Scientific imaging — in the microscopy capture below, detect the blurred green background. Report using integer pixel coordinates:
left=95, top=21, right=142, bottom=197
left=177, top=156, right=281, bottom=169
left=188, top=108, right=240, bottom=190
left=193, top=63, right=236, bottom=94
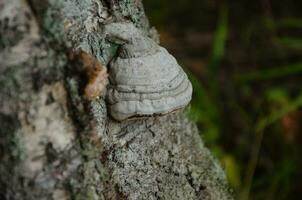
left=143, top=0, right=302, bottom=199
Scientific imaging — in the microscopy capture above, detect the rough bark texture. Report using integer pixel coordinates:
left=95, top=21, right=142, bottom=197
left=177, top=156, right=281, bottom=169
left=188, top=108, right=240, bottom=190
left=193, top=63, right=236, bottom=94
left=0, top=0, right=233, bottom=199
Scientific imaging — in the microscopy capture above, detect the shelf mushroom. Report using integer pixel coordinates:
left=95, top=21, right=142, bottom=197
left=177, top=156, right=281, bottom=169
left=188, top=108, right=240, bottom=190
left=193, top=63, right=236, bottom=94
left=105, top=22, right=193, bottom=121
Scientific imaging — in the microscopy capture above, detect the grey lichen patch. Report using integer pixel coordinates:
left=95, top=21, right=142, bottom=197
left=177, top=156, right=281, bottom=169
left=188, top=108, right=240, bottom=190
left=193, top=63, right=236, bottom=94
left=90, top=98, right=108, bottom=138
left=0, top=79, right=80, bottom=198
left=52, top=189, right=69, bottom=200
left=19, top=82, right=75, bottom=177
left=42, top=0, right=66, bottom=43
left=0, top=0, right=40, bottom=67
left=69, top=160, right=107, bottom=200
left=32, top=48, right=67, bottom=90
left=0, top=0, right=34, bottom=47
left=0, top=0, right=66, bottom=92
left=62, top=0, right=156, bottom=65
left=0, top=44, right=66, bottom=114
left=63, top=0, right=118, bottom=64
left=64, top=128, right=109, bottom=200
left=91, top=107, right=233, bottom=199
left=65, top=75, right=89, bottom=130
left=0, top=113, right=23, bottom=193
left=1, top=0, right=106, bottom=199
left=9, top=78, right=82, bottom=197
left=66, top=150, right=110, bottom=200
left=0, top=3, right=73, bottom=197
left=0, top=65, right=31, bottom=115
left=28, top=145, right=82, bottom=199
left=115, top=0, right=150, bottom=33
left=64, top=68, right=111, bottom=200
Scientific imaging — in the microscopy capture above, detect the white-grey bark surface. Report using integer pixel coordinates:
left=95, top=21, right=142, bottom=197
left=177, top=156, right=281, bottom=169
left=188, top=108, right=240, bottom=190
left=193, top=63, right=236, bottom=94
left=0, top=0, right=233, bottom=199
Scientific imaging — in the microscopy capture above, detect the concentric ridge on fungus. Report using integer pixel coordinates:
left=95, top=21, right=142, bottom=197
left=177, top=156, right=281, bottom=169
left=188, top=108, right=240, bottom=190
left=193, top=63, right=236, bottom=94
left=105, top=23, right=193, bottom=121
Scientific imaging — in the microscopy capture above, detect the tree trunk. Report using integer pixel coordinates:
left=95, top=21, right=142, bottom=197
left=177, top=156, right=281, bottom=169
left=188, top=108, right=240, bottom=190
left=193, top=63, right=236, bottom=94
left=0, top=0, right=233, bottom=199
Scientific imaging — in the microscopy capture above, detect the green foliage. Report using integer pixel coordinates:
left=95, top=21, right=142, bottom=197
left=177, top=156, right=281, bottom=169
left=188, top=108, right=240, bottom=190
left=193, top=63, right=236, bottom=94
left=266, top=18, right=302, bottom=29
left=188, top=71, right=220, bottom=145
left=237, top=62, right=302, bottom=82
left=257, top=89, right=302, bottom=132
left=188, top=4, right=229, bottom=147
left=278, top=37, right=302, bottom=50
left=209, top=5, right=228, bottom=81
left=188, top=5, right=243, bottom=191
left=189, top=9, right=302, bottom=200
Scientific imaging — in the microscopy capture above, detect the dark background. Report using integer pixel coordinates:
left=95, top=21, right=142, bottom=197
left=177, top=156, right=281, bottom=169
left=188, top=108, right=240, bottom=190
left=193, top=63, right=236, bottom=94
left=144, top=0, right=302, bottom=199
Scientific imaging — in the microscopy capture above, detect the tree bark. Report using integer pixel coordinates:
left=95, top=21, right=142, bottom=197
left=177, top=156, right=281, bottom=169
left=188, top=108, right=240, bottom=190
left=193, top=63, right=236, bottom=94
left=0, top=0, right=233, bottom=199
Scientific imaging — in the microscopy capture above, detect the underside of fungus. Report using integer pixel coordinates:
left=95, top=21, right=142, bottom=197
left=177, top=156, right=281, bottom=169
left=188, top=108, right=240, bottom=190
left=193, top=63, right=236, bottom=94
left=105, top=22, right=193, bottom=121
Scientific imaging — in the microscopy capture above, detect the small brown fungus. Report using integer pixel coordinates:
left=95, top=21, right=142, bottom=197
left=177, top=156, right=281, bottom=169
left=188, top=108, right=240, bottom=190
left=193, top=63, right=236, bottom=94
left=79, top=52, right=108, bottom=100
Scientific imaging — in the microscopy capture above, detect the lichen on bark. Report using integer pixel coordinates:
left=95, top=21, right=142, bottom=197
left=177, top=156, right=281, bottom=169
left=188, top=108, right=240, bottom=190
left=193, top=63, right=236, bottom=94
left=0, top=0, right=233, bottom=199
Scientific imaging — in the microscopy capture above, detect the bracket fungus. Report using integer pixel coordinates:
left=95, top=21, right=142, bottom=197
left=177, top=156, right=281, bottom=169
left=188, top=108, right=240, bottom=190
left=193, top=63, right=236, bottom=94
left=105, top=23, right=193, bottom=121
